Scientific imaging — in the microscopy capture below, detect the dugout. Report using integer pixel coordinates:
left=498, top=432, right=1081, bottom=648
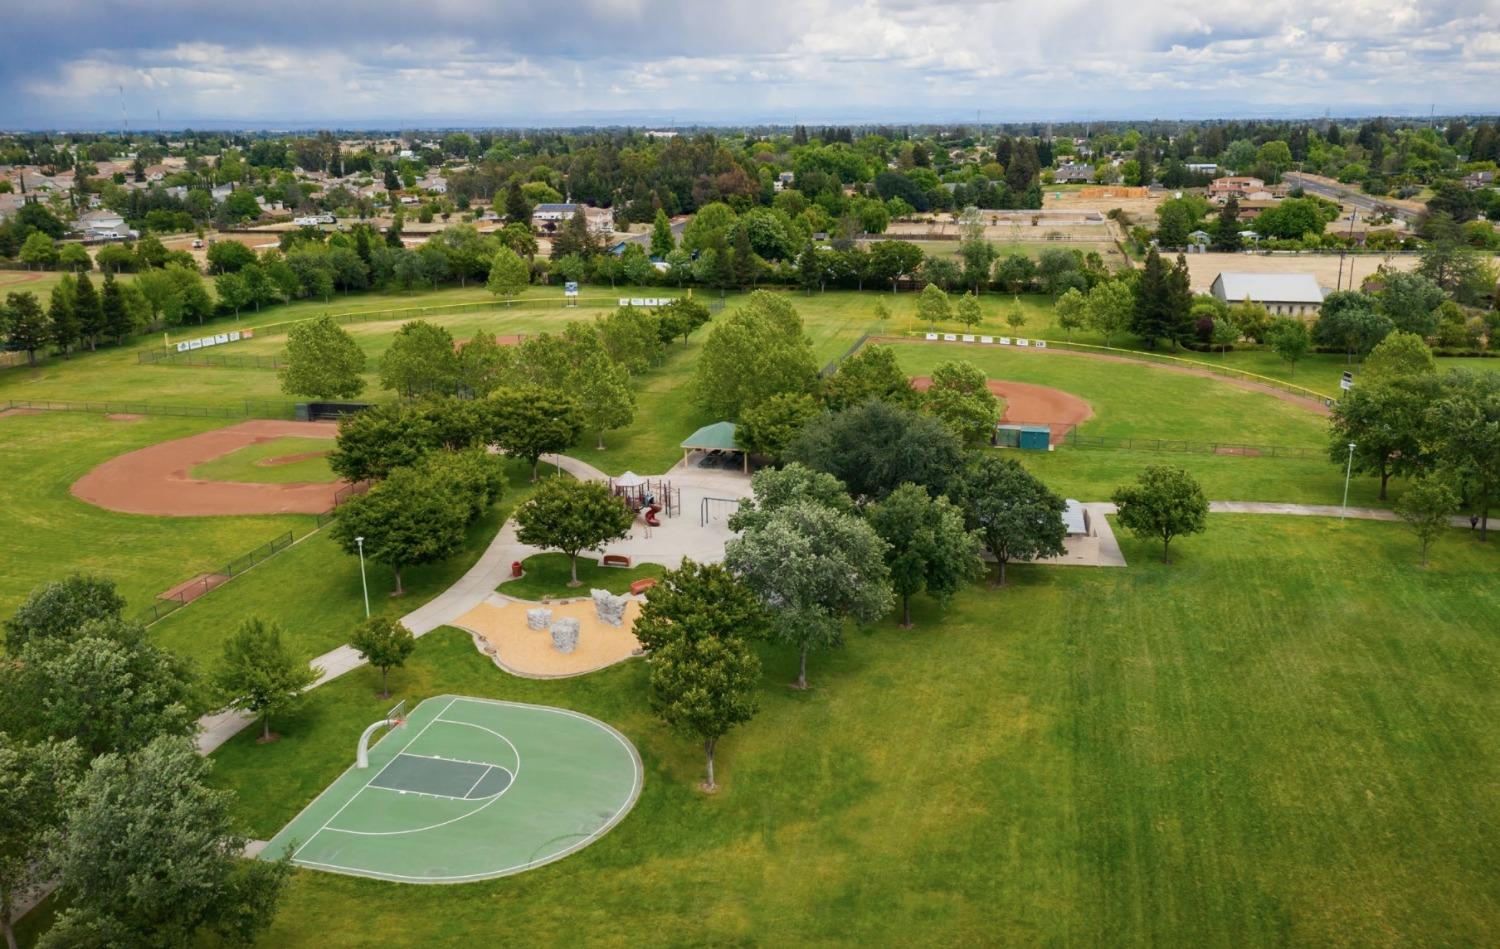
left=993, top=424, right=1052, bottom=451
left=296, top=401, right=372, bottom=422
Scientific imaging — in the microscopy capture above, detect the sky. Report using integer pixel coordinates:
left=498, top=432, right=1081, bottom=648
left=1, top=0, right=1497, bottom=129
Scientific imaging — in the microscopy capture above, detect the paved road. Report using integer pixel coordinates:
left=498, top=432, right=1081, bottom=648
left=1284, top=172, right=1421, bottom=223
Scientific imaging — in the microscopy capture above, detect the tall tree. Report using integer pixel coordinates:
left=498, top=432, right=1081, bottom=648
left=279, top=315, right=367, bottom=399
left=649, top=627, right=760, bottom=793
left=46, top=278, right=79, bottom=358
left=788, top=400, right=964, bottom=501
left=71, top=273, right=103, bottom=352
left=99, top=274, right=133, bottom=344
left=514, top=478, right=635, bottom=586
left=922, top=360, right=1000, bottom=447
left=2, top=292, right=48, bottom=365
left=0, top=735, right=80, bottom=949
left=867, top=483, right=983, bottom=626
left=952, top=454, right=1067, bottom=585
left=1395, top=479, right=1458, bottom=568
left=1112, top=465, right=1209, bottom=563
left=486, top=385, right=582, bottom=480
left=379, top=320, right=460, bottom=398
left=1425, top=370, right=1500, bottom=540
left=737, top=393, right=819, bottom=462
left=349, top=616, right=416, bottom=698
left=574, top=351, right=635, bottom=449
left=485, top=246, right=530, bottom=299
left=916, top=282, right=951, bottom=327
left=725, top=501, right=893, bottom=689
left=44, top=736, right=291, bottom=948
left=330, top=464, right=472, bottom=594
left=691, top=291, right=818, bottom=419
left=728, top=462, right=855, bottom=536
left=1084, top=278, right=1134, bottom=347
left=213, top=618, right=320, bottom=743
left=3, top=573, right=125, bottom=653
left=649, top=209, right=676, bottom=258
left=822, top=344, right=919, bottom=411
left=632, top=559, right=768, bottom=653
left=1266, top=316, right=1311, bottom=375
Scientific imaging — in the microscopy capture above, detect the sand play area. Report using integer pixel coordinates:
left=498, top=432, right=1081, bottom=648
left=454, top=594, right=646, bottom=678
left=71, top=419, right=346, bottom=516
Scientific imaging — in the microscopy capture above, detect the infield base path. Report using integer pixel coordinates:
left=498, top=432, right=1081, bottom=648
left=72, top=419, right=347, bottom=516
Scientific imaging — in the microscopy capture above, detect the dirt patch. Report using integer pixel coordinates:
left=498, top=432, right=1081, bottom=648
left=71, top=419, right=346, bottom=516
left=910, top=376, right=1093, bottom=445
left=158, top=572, right=229, bottom=603
left=105, top=413, right=145, bottom=422
left=1179, top=251, right=1418, bottom=293
left=258, top=450, right=329, bottom=467
left=456, top=595, right=645, bottom=679
left=455, top=334, right=523, bottom=351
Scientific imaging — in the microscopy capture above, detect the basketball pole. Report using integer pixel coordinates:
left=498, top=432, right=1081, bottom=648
left=356, top=536, right=370, bottom=618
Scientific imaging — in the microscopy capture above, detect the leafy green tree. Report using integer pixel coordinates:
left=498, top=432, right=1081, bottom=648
left=649, top=624, right=760, bottom=792
left=0, top=618, right=195, bottom=758
left=56, top=243, right=90, bottom=273
left=3, top=574, right=125, bottom=653
left=1425, top=370, right=1500, bottom=539
left=486, top=385, right=582, bottom=480
left=1228, top=296, right=1271, bottom=342
left=594, top=306, right=664, bottom=373
left=728, top=462, right=855, bottom=536
left=868, top=239, right=925, bottom=292
left=1395, top=479, right=1459, bottom=567
left=1267, top=316, right=1311, bottom=375
left=213, top=618, right=320, bottom=743
left=99, top=273, right=132, bottom=344
left=738, top=392, right=818, bottom=461
left=1084, top=278, right=1133, bottom=347
left=350, top=616, right=416, bottom=698
left=632, top=559, right=768, bottom=653
left=916, top=283, right=951, bottom=327
left=823, top=344, right=918, bottom=411
left=414, top=446, right=506, bottom=520
left=379, top=320, right=460, bottom=397
left=1111, top=465, right=1209, bottom=563
left=1314, top=291, right=1393, bottom=362
left=655, top=298, right=711, bottom=347
left=328, top=402, right=440, bottom=482
left=44, top=736, right=291, bottom=949
left=485, top=246, right=530, bottom=299
left=952, top=454, right=1067, bottom=585
left=46, top=279, right=80, bottom=357
left=456, top=330, right=515, bottom=397
left=1376, top=272, right=1445, bottom=337
left=691, top=291, right=818, bottom=418
left=650, top=209, right=676, bottom=258
left=2, top=292, right=48, bottom=365
left=206, top=240, right=255, bottom=274
left=514, top=478, right=635, bottom=586
left=1004, top=296, right=1028, bottom=332
left=867, top=483, right=983, bottom=626
left=954, top=291, right=982, bottom=327
left=1054, top=287, right=1087, bottom=340
left=1362, top=330, right=1437, bottom=386
left=1210, top=317, right=1239, bottom=355
left=1, top=735, right=78, bottom=949
left=18, top=232, right=57, bottom=270
left=725, top=500, right=893, bottom=689
left=1212, top=198, right=1242, bottom=251
left=1131, top=248, right=1191, bottom=349
left=331, top=464, right=471, bottom=594
left=165, top=264, right=214, bottom=325
left=575, top=350, right=635, bottom=449
left=279, top=315, right=366, bottom=399
left=923, top=359, right=1000, bottom=447
left=788, top=400, right=964, bottom=501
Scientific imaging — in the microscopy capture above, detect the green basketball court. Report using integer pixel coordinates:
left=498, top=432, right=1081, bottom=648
left=261, top=695, right=642, bottom=883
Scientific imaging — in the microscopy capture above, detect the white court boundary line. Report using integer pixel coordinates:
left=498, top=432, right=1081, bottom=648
left=278, top=695, right=643, bottom=883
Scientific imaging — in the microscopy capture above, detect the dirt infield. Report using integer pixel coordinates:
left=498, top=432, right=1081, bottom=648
left=72, top=419, right=346, bottom=516
left=910, top=376, right=1093, bottom=444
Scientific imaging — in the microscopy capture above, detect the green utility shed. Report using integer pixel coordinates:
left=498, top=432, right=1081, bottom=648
left=994, top=424, right=1052, bottom=451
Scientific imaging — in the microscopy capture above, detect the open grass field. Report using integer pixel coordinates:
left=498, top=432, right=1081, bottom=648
left=498, top=553, right=665, bottom=601
left=186, top=515, right=1500, bottom=946
left=189, top=435, right=336, bottom=484
left=0, top=411, right=313, bottom=628
left=148, top=457, right=550, bottom=672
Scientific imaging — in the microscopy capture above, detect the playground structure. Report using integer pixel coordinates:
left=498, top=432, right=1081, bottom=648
left=608, top=472, right=679, bottom=526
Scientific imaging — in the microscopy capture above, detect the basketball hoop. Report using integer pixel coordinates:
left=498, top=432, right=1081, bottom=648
left=356, top=700, right=407, bottom=769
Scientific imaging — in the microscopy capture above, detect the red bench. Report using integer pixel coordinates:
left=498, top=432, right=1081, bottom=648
left=602, top=554, right=631, bottom=568
left=630, top=578, right=657, bottom=596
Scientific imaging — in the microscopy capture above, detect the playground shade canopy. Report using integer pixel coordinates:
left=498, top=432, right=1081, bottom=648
left=681, top=421, right=748, bottom=472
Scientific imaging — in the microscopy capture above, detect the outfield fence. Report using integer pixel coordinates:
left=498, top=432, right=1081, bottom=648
left=138, top=530, right=297, bottom=624
left=138, top=350, right=287, bottom=369
left=1059, top=429, right=1323, bottom=459
left=2, top=397, right=301, bottom=419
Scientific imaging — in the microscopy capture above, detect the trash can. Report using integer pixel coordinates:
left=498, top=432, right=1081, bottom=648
left=511, top=561, right=523, bottom=578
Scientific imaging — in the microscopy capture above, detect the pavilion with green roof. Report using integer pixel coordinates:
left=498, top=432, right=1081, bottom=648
left=680, top=421, right=748, bottom=472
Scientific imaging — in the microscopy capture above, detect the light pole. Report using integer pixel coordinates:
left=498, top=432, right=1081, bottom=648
left=1341, top=442, right=1356, bottom=520
left=355, top=536, right=370, bottom=618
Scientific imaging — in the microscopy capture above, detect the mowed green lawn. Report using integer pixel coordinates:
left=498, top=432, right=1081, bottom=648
left=0, top=411, right=313, bottom=628
left=189, top=435, right=336, bottom=484
left=498, top=552, right=665, bottom=601
left=199, top=516, right=1500, bottom=946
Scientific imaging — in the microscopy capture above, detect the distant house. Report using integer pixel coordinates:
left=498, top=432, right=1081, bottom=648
left=211, top=183, right=234, bottom=200
left=418, top=176, right=448, bottom=194
left=531, top=202, right=613, bottom=235
left=1209, top=176, right=1265, bottom=200
left=773, top=170, right=795, bottom=192
left=1053, top=163, right=1095, bottom=184
left=1463, top=171, right=1496, bottom=190
left=1210, top=272, right=1326, bottom=317
left=1186, top=162, right=1218, bottom=175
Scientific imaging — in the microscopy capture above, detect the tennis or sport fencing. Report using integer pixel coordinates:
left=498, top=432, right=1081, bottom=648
left=138, top=531, right=297, bottom=624
left=1, top=397, right=300, bottom=419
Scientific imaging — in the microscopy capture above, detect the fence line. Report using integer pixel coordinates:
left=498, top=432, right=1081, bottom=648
left=822, top=332, right=872, bottom=377
left=1061, top=429, right=1321, bottom=459
left=138, top=350, right=287, bottom=369
left=1, top=397, right=300, bottom=420
left=874, top=333, right=1336, bottom=405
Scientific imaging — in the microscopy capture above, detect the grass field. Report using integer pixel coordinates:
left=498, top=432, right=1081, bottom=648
left=498, top=553, right=665, bottom=601
left=189, top=435, right=336, bottom=484
left=148, top=457, right=550, bottom=672
left=0, top=411, right=313, bottom=628
left=189, top=515, right=1500, bottom=946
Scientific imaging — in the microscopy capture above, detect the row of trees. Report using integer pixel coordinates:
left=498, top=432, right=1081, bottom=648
left=0, top=576, right=307, bottom=948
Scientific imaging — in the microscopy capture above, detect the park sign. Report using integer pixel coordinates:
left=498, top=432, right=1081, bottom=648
left=1341, top=371, right=1354, bottom=391
left=177, top=329, right=252, bottom=353
left=564, top=281, right=579, bottom=297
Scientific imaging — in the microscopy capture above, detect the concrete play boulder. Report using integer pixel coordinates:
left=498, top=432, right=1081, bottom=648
left=591, top=589, right=631, bottom=627
left=550, top=617, right=580, bottom=653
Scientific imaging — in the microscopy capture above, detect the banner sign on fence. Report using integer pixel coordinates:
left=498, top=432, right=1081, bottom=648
left=1016, top=338, right=1030, bottom=347
left=1035, top=340, right=1047, bottom=349
left=999, top=337, right=1011, bottom=345
left=175, top=329, right=247, bottom=353
left=925, top=332, right=938, bottom=340
left=980, top=336, right=994, bottom=344
left=962, top=334, right=975, bottom=343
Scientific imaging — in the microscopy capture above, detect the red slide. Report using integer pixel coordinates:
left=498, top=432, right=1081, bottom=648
left=643, top=504, right=661, bottom=527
